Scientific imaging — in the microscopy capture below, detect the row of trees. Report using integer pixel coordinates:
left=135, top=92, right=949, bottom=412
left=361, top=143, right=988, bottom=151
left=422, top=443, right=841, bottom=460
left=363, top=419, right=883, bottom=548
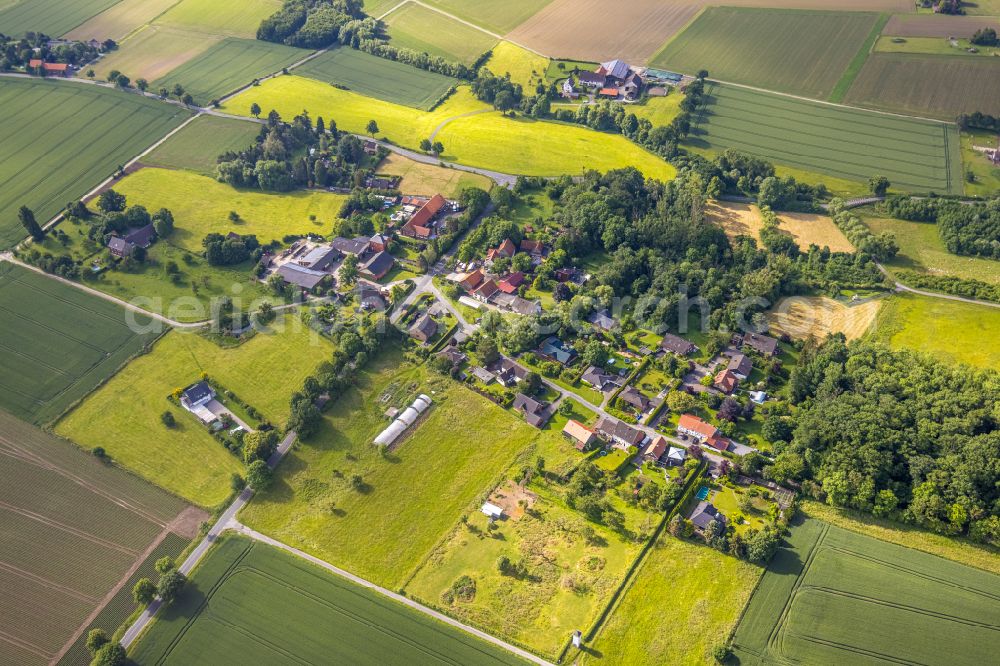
left=880, top=196, right=1000, bottom=259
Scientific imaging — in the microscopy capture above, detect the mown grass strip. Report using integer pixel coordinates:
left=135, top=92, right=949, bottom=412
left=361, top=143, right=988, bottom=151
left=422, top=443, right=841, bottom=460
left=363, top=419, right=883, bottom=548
left=829, top=13, right=890, bottom=103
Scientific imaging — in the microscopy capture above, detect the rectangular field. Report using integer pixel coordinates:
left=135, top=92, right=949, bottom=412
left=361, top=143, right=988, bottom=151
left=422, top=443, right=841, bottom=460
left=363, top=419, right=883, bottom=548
left=90, top=24, right=221, bottom=83
left=56, top=322, right=331, bottom=507
left=650, top=7, right=881, bottom=99
left=0, top=0, right=120, bottom=37
left=142, top=115, right=262, bottom=175
left=294, top=46, right=456, bottom=109
left=0, top=263, right=160, bottom=425
left=377, top=153, right=494, bottom=197
left=844, top=54, right=1000, bottom=120
left=152, top=0, right=281, bottom=38
left=65, top=0, right=183, bottom=41
left=422, top=0, right=552, bottom=34
left=687, top=82, right=962, bottom=194
left=883, top=13, right=1000, bottom=37
left=874, top=35, right=1000, bottom=57
left=153, top=38, right=308, bottom=105
left=0, top=411, right=193, bottom=666
left=0, top=78, right=190, bottom=248
left=384, top=2, right=498, bottom=65
left=731, top=519, right=1000, bottom=665
left=130, top=534, right=528, bottom=665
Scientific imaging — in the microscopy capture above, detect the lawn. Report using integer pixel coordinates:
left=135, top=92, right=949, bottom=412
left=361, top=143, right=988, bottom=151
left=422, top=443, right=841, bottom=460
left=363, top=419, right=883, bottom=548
left=649, top=8, right=882, bottom=99
left=222, top=77, right=676, bottom=180
left=422, top=0, right=553, bottom=34
left=0, top=411, right=191, bottom=666
left=577, top=533, right=762, bottom=665
left=153, top=0, right=282, bottom=38
left=240, top=347, right=543, bottom=587
left=687, top=81, right=962, bottom=195
left=628, top=92, right=684, bottom=127
left=0, top=78, right=190, bottom=248
left=731, top=518, right=1000, bottom=665
left=65, top=0, right=182, bottom=41
left=142, top=115, right=262, bottom=175
left=962, top=130, right=1000, bottom=197
left=844, top=54, right=1000, bottom=120
left=864, top=215, right=1000, bottom=284
left=0, top=262, right=160, bottom=425
left=383, top=2, right=498, bottom=65
left=153, top=38, right=309, bottom=105
left=56, top=321, right=332, bottom=507
left=294, top=46, right=456, bottom=110
left=868, top=292, right=1000, bottom=369
left=377, top=153, right=494, bottom=197
left=0, top=0, right=119, bottom=36
left=405, top=481, right=640, bottom=659
left=484, top=41, right=550, bottom=88
left=108, top=167, right=346, bottom=252
left=130, top=534, right=528, bottom=665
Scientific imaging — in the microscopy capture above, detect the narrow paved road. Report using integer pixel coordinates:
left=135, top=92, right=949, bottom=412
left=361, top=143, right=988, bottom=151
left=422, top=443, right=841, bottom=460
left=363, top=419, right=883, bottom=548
left=877, top=263, right=1000, bottom=309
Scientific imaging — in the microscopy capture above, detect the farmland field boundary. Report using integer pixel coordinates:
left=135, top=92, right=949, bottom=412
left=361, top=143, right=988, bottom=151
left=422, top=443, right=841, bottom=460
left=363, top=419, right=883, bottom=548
left=828, top=12, right=890, bottom=103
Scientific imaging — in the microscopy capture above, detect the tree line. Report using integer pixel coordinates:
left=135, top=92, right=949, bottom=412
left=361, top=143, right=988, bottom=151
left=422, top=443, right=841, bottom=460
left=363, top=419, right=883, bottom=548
left=880, top=197, right=1000, bottom=260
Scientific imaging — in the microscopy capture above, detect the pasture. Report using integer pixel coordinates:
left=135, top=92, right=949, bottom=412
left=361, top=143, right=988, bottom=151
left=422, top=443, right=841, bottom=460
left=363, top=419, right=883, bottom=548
left=130, top=534, right=528, bottom=665
left=107, top=167, right=346, bottom=252
left=142, top=115, right=262, bottom=175
left=484, top=41, right=550, bottom=89
left=687, top=82, right=962, bottom=194
left=844, top=54, right=1000, bottom=120
left=383, top=2, right=497, bottom=65
left=377, top=153, right=494, bottom=197
left=650, top=8, right=882, bottom=99
left=864, top=215, right=1000, bottom=284
left=0, top=411, right=193, bottom=666
left=153, top=38, right=308, bottom=105
left=422, top=0, right=553, bottom=34
left=240, top=347, right=542, bottom=588
left=0, top=0, right=119, bottom=36
left=0, top=78, right=190, bottom=248
left=768, top=296, right=882, bottom=342
left=869, top=292, right=1000, bottom=369
left=66, top=0, right=182, bottom=41
left=294, top=46, right=456, bottom=109
left=578, top=533, right=762, bottom=665
left=707, top=202, right=855, bottom=253
left=0, top=263, right=160, bottom=425
left=56, top=321, right=332, bottom=507
left=153, top=0, right=281, bottom=38
left=731, top=519, right=1000, bottom=665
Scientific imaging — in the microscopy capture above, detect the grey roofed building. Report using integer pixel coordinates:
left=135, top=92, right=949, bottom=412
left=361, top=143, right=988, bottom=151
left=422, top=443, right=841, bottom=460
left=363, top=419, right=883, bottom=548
left=512, top=393, right=552, bottom=428
left=409, top=313, right=438, bottom=343
left=471, top=366, right=495, bottom=384
left=595, top=416, right=646, bottom=447
left=581, top=365, right=619, bottom=391
left=618, top=385, right=650, bottom=412
left=587, top=309, right=617, bottom=331
left=297, top=245, right=341, bottom=271
left=600, top=59, right=631, bottom=82
left=181, top=381, right=214, bottom=408
left=728, top=353, right=753, bottom=378
left=488, top=358, right=528, bottom=386
left=123, top=224, right=156, bottom=249
left=107, top=236, right=134, bottom=258
left=278, top=263, right=328, bottom=290
left=577, top=71, right=606, bottom=87
left=743, top=332, right=779, bottom=357
left=690, top=501, right=726, bottom=531
left=359, top=287, right=387, bottom=311
left=360, top=250, right=394, bottom=280
left=331, top=236, right=371, bottom=256
left=537, top=336, right=577, bottom=365
left=659, top=333, right=697, bottom=356
left=437, top=347, right=467, bottom=366
left=509, top=296, right=541, bottom=315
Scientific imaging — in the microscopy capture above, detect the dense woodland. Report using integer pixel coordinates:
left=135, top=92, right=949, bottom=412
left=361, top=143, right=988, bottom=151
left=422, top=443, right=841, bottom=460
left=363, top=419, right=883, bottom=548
left=880, top=197, right=1000, bottom=259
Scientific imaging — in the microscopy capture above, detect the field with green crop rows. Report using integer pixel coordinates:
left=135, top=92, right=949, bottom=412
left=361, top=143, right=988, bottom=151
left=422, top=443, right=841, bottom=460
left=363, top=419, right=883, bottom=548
left=844, top=54, right=1000, bottom=120
left=687, top=82, right=962, bottom=194
left=57, top=321, right=331, bottom=507
left=153, top=0, right=282, bottom=38
left=153, top=38, right=307, bottom=105
left=0, top=411, right=190, bottom=666
left=422, top=0, right=553, bottom=34
left=0, top=78, right=190, bottom=248
left=142, top=115, right=262, bottom=175
left=650, top=8, right=881, bottom=99
left=0, top=262, right=160, bottom=424
left=383, top=2, right=498, bottom=65
left=0, top=0, right=119, bottom=37
left=295, top=46, right=456, bottom=109
left=130, top=534, right=528, bottom=665
left=731, top=518, right=1000, bottom=665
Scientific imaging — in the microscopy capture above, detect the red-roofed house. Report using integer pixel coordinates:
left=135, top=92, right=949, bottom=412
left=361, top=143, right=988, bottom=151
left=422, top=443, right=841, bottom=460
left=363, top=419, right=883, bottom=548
left=643, top=436, right=669, bottom=464
left=401, top=193, right=446, bottom=238
left=497, top=272, right=525, bottom=294
left=459, top=269, right=484, bottom=293
left=677, top=414, right=729, bottom=452
left=713, top=369, right=739, bottom=394
left=599, top=87, right=619, bottom=97
left=29, top=60, right=69, bottom=76
left=473, top=279, right=499, bottom=303
left=486, top=238, right=517, bottom=263
left=520, top=239, right=545, bottom=256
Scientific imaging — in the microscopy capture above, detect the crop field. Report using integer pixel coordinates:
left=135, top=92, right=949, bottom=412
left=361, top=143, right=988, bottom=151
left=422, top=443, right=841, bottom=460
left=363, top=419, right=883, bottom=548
left=422, top=0, right=553, bottom=34
left=687, top=82, right=962, bottom=194
left=874, top=36, right=999, bottom=57
left=294, top=46, right=456, bottom=109
left=383, top=2, right=498, bottom=65
left=0, top=78, right=190, bottom=248
left=0, top=263, right=161, bottom=425
left=153, top=0, right=281, bottom=38
left=107, top=167, right=346, bottom=252
left=378, top=153, right=493, bottom=197
left=0, top=411, right=194, bottom=666
left=869, top=292, right=1000, bottom=369
left=768, top=296, right=882, bottom=342
left=65, top=0, right=182, bottom=41
left=222, top=77, right=676, bottom=180
left=578, top=533, right=762, bottom=665
left=57, top=321, right=332, bottom=507
left=731, top=518, right=1000, bottom=665
left=142, top=115, right=262, bottom=175
left=0, top=0, right=120, bottom=37
left=484, top=41, right=550, bottom=89
left=707, top=202, right=855, bottom=252
left=90, top=24, right=220, bottom=83
left=844, top=54, right=1000, bottom=120
left=153, top=38, right=308, bottom=105
left=131, top=534, right=528, bottom=665
left=240, top=347, right=543, bottom=588
left=650, top=8, right=881, bottom=99
left=864, top=215, right=1000, bottom=284
left=883, top=13, right=1000, bottom=37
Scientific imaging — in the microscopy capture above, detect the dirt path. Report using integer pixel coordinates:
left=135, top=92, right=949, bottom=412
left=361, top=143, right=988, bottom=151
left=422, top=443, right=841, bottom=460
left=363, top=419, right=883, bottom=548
left=429, top=108, right=491, bottom=142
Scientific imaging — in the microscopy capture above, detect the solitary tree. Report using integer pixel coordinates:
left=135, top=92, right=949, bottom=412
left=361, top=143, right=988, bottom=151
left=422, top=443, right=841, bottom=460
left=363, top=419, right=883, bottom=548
left=160, top=411, right=175, bottom=428
left=18, top=206, right=44, bottom=241
left=135, top=78, right=148, bottom=92
left=97, top=189, right=126, bottom=213
left=250, top=102, right=261, bottom=118
left=432, top=141, right=444, bottom=156
left=181, top=92, right=194, bottom=106
left=868, top=174, right=890, bottom=196
left=366, top=119, right=379, bottom=136
left=419, top=138, right=432, bottom=152
left=91, top=643, right=126, bottom=666
left=85, top=629, right=109, bottom=655
left=85, top=69, right=95, bottom=79
left=494, top=90, right=515, bottom=116
left=157, top=570, right=186, bottom=605
left=154, top=556, right=174, bottom=575
left=172, top=83, right=184, bottom=99
left=132, top=578, right=156, bottom=605
left=246, top=459, right=273, bottom=490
